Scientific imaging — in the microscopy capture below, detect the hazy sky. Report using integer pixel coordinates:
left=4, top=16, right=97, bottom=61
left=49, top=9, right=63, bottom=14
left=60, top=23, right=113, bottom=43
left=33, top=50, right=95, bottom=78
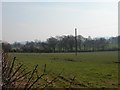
left=2, top=1, right=118, bottom=43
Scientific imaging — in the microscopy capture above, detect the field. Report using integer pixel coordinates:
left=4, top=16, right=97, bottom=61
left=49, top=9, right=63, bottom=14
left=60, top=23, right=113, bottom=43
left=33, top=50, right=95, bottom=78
left=9, top=51, right=118, bottom=88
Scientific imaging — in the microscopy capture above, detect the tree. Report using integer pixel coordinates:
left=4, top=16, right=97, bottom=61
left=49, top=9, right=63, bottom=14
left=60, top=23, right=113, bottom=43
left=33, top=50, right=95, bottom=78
left=12, top=42, right=23, bottom=52
left=55, top=36, right=63, bottom=52
left=69, top=35, right=75, bottom=51
left=47, top=37, right=58, bottom=52
left=94, top=38, right=108, bottom=51
left=2, top=42, right=11, bottom=52
left=99, top=38, right=108, bottom=50
left=77, top=35, right=85, bottom=51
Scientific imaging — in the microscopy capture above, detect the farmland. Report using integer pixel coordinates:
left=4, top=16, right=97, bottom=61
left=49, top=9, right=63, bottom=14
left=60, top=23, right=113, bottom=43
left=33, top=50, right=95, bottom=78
left=9, top=51, right=118, bottom=88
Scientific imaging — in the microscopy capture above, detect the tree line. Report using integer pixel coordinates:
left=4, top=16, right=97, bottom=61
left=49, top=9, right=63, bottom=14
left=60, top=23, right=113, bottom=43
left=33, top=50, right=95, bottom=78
left=2, top=35, right=119, bottom=53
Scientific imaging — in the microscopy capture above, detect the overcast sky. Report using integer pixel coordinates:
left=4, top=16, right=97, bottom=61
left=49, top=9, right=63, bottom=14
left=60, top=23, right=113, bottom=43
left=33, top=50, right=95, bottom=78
left=1, top=1, right=119, bottom=43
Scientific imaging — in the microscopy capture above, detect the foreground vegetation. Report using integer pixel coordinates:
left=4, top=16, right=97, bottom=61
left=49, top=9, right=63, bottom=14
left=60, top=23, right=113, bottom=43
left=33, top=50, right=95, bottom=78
left=9, top=51, right=118, bottom=88
left=3, top=52, right=77, bottom=89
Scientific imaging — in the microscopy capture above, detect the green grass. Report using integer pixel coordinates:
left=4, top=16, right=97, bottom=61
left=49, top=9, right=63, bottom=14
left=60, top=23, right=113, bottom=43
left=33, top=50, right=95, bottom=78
left=9, top=51, right=118, bottom=88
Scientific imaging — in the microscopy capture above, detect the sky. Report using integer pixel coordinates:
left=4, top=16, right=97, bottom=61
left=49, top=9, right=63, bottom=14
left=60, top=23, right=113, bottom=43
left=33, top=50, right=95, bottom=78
left=1, top=0, right=119, bottom=43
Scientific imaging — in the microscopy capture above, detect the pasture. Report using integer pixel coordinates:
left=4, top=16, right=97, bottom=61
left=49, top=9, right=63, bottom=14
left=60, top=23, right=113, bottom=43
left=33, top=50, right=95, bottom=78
left=9, top=51, right=118, bottom=88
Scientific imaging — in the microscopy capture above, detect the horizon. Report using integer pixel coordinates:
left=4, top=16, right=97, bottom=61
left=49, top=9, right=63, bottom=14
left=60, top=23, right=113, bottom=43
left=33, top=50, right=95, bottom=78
left=2, top=2, right=118, bottom=43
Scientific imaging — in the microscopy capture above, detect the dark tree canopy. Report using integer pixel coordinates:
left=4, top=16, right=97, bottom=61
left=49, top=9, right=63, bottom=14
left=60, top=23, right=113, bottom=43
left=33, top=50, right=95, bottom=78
left=2, top=35, right=119, bottom=53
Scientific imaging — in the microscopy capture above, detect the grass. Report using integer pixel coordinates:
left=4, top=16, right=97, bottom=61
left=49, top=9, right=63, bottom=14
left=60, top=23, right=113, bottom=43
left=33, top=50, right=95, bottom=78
left=9, top=51, right=118, bottom=88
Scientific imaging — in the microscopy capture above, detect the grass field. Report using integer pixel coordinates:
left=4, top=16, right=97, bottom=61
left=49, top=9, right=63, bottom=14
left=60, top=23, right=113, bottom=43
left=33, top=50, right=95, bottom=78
left=9, top=51, right=118, bottom=88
